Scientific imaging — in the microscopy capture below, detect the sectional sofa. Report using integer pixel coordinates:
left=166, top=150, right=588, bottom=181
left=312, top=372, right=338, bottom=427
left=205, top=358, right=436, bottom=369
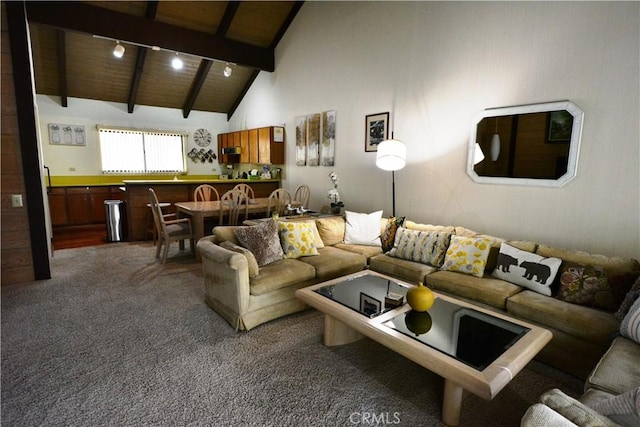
left=197, top=214, right=640, bottom=380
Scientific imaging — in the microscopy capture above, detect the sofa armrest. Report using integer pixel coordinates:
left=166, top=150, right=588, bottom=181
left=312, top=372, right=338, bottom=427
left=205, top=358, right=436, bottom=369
left=538, top=388, right=618, bottom=427
left=521, top=403, right=579, bottom=426
left=197, top=236, right=251, bottom=322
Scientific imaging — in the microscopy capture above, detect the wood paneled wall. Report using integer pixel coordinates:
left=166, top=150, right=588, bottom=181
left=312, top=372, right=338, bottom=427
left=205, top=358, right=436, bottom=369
left=1, top=2, right=36, bottom=284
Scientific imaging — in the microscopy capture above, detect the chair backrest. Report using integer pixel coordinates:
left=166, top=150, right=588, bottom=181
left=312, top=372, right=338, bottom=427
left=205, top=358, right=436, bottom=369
left=148, top=188, right=167, bottom=235
left=293, top=184, right=310, bottom=208
left=219, top=189, right=249, bottom=225
left=233, top=183, right=255, bottom=201
left=267, top=188, right=292, bottom=217
left=194, top=184, right=220, bottom=202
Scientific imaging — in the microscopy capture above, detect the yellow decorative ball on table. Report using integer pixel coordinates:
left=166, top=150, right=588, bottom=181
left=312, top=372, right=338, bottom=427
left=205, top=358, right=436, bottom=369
left=406, top=282, right=435, bottom=312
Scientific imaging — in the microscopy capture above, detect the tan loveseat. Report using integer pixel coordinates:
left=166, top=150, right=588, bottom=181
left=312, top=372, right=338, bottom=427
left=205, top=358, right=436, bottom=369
left=197, top=216, right=381, bottom=331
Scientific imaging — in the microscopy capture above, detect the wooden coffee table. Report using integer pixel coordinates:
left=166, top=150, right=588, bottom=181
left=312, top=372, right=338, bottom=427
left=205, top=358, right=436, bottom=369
left=295, top=270, right=552, bottom=426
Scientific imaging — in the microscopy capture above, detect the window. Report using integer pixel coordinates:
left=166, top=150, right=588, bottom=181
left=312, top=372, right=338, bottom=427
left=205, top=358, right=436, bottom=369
left=98, top=127, right=187, bottom=174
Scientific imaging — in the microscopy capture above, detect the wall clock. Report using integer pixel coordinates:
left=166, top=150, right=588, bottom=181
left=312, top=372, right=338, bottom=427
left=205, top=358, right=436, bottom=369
left=194, top=128, right=212, bottom=147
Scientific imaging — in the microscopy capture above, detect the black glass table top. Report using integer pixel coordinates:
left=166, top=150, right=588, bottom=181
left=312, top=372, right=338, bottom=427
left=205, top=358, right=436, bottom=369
left=314, top=274, right=409, bottom=318
left=314, top=273, right=530, bottom=371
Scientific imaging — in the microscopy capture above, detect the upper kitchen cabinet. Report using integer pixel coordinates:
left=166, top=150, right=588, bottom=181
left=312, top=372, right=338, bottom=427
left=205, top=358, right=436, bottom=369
left=218, top=126, right=284, bottom=165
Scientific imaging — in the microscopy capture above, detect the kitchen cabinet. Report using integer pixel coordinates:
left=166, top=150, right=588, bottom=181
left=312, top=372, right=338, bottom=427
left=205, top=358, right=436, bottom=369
left=49, top=186, right=124, bottom=227
left=217, top=126, right=284, bottom=165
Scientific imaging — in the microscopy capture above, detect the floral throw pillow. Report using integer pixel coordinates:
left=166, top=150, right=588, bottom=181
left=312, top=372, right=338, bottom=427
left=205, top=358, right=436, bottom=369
left=381, top=216, right=405, bottom=253
left=278, top=221, right=319, bottom=259
left=388, top=227, right=452, bottom=267
left=441, top=236, right=494, bottom=278
left=234, top=219, right=284, bottom=267
left=555, top=263, right=638, bottom=312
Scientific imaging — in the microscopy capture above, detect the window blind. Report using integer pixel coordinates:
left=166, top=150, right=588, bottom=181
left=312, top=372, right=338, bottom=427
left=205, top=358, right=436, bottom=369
left=98, top=128, right=187, bottom=174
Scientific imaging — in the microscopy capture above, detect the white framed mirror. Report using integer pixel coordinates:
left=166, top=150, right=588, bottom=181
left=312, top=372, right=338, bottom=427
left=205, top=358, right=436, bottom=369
left=467, top=100, right=584, bottom=187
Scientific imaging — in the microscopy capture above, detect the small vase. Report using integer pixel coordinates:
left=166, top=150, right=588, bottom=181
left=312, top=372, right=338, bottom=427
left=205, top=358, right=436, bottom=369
left=406, top=282, right=435, bottom=312
left=330, top=206, right=342, bottom=215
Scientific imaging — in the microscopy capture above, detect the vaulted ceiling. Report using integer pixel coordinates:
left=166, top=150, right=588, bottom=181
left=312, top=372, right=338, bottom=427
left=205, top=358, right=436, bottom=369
left=25, top=1, right=303, bottom=119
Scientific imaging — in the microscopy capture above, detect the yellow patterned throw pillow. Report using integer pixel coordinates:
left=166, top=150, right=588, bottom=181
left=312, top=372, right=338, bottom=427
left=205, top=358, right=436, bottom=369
left=278, top=221, right=320, bottom=259
left=441, top=235, right=494, bottom=278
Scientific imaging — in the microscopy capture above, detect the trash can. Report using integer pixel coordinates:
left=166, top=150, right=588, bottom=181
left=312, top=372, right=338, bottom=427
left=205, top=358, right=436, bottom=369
left=104, top=200, right=127, bottom=242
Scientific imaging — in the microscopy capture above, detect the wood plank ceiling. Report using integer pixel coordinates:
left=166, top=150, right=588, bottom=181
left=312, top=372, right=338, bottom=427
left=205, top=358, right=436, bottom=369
left=25, top=1, right=303, bottom=119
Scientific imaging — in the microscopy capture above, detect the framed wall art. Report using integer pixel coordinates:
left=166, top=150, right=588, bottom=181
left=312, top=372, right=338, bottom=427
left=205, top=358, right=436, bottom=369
left=365, top=112, right=389, bottom=152
left=547, top=110, right=574, bottom=143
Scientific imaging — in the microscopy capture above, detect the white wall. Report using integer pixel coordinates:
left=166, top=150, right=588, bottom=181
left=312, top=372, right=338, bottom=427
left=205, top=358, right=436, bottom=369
left=228, top=1, right=640, bottom=258
left=37, top=95, right=229, bottom=177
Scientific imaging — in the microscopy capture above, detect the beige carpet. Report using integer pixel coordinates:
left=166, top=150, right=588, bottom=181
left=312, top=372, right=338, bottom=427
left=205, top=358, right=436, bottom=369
left=1, top=241, right=583, bottom=426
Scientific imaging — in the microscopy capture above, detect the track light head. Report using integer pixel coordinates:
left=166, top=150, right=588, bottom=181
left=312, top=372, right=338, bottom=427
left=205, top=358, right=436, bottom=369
left=113, top=41, right=125, bottom=58
left=171, top=53, right=183, bottom=70
left=223, top=64, right=232, bottom=77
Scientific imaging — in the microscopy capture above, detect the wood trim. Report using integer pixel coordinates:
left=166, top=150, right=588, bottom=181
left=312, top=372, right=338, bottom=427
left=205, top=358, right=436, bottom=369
left=56, top=29, right=67, bottom=107
left=127, top=1, right=158, bottom=114
left=6, top=1, right=51, bottom=280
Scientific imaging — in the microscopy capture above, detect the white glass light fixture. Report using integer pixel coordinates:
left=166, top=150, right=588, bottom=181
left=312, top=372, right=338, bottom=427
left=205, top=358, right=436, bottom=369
left=171, top=53, right=183, bottom=70
left=113, top=41, right=125, bottom=58
left=376, top=138, right=406, bottom=216
left=490, top=117, right=500, bottom=161
left=474, top=143, right=485, bottom=165
left=223, top=64, right=232, bottom=77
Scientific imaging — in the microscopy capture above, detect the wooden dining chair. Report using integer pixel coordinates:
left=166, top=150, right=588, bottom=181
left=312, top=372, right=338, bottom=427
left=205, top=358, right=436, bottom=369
left=294, top=184, right=310, bottom=208
left=194, top=184, right=220, bottom=202
left=219, top=189, right=249, bottom=225
left=267, top=188, right=292, bottom=217
left=148, top=188, right=194, bottom=264
left=233, top=183, right=255, bottom=201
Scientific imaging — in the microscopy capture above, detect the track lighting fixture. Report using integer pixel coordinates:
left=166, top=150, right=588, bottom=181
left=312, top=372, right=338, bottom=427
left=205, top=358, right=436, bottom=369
left=113, top=41, right=125, bottom=58
left=171, top=53, right=183, bottom=70
left=223, top=64, right=232, bottom=77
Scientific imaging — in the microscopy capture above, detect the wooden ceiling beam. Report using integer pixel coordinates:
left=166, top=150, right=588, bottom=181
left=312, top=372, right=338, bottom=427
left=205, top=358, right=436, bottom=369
left=182, top=2, right=240, bottom=118
left=25, top=1, right=275, bottom=72
left=127, top=1, right=159, bottom=114
left=56, top=30, right=68, bottom=107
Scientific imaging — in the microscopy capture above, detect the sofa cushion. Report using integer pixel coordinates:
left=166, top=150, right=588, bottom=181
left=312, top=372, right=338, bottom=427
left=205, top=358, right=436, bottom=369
left=335, top=243, right=383, bottom=261
left=555, top=262, right=638, bottom=312
left=315, top=216, right=345, bottom=246
left=491, top=243, right=561, bottom=296
left=297, top=246, right=366, bottom=281
left=507, top=290, right=619, bottom=346
left=344, top=210, right=383, bottom=246
left=381, top=216, right=405, bottom=253
left=426, top=270, right=522, bottom=310
left=234, top=219, right=284, bottom=267
left=213, top=226, right=241, bottom=245
left=536, top=244, right=640, bottom=274
left=250, top=258, right=316, bottom=296
left=586, top=336, right=640, bottom=395
left=369, top=253, right=436, bottom=284
left=219, top=241, right=259, bottom=278
left=441, top=235, right=494, bottom=278
left=620, top=297, right=640, bottom=344
left=388, top=227, right=452, bottom=267
left=277, top=221, right=319, bottom=259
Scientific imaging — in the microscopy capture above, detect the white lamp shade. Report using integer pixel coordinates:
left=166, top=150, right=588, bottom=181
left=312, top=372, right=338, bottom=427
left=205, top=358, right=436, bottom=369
left=490, top=133, right=501, bottom=161
left=474, top=143, right=485, bottom=165
left=376, top=139, right=406, bottom=171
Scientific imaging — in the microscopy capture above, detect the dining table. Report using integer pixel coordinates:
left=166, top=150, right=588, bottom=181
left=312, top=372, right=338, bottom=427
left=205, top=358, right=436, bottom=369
left=174, top=198, right=271, bottom=244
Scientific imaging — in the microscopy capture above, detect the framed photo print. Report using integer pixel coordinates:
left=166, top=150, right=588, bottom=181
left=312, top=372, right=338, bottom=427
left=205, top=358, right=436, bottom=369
left=365, top=112, right=389, bottom=152
left=360, top=292, right=382, bottom=318
left=547, top=110, right=574, bottom=143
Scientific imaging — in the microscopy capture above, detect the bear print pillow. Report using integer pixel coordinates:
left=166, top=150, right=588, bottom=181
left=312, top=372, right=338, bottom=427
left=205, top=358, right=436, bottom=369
left=491, top=242, right=562, bottom=296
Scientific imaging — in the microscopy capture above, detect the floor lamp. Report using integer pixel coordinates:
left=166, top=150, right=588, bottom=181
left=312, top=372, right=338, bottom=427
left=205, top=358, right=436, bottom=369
left=376, top=138, right=407, bottom=217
